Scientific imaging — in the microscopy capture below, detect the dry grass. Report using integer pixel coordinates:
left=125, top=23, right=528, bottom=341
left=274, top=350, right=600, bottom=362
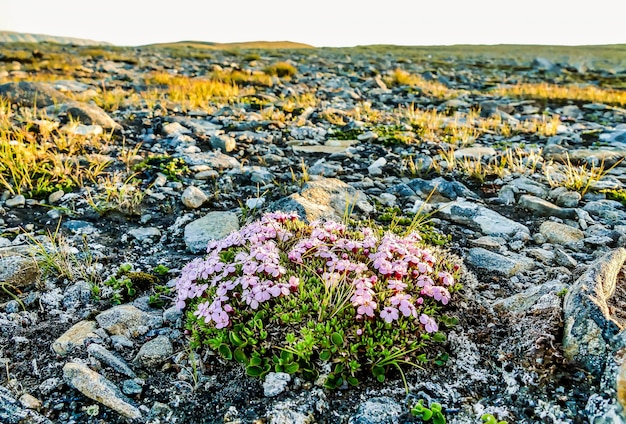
left=495, top=82, right=626, bottom=107
left=384, top=69, right=461, bottom=99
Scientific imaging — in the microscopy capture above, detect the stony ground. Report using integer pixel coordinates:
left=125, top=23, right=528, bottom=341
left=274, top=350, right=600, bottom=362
left=0, top=42, right=626, bottom=423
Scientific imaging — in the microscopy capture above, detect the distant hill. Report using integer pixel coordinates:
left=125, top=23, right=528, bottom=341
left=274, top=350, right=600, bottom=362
left=143, top=40, right=315, bottom=50
left=0, top=31, right=110, bottom=46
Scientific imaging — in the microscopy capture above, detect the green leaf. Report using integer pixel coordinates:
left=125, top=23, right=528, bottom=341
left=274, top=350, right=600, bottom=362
left=218, top=344, right=232, bottom=360
left=249, top=356, right=262, bottom=367
left=283, top=362, right=299, bottom=374
left=233, top=347, right=247, bottom=364
left=331, top=332, right=343, bottom=346
left=346, top=376, right=359, bottom=386
left=433, top=332, right=447, bottom=343
left=319, top=350, right=332, bottom=361
left=422, top=410, right=433, bottom=420
left=433, top=411, right=446, bottom=424
left=246, top=365, right=263, bottom=377
left=229, top=332, right=244, bottom=347
left=280, top=350, right=293, bottom=362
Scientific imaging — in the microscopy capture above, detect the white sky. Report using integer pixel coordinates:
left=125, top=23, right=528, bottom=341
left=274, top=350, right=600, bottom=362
left=1, top=0, right=625, bottom=47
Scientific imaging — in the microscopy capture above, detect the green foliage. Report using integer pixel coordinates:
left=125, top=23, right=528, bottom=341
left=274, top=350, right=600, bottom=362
left=410, top=399, right=446, bottom=424
left=481, top=413, right=508, bottom=424
left=603, top=189, right=626, bottom=207
left=133, top=155, right=189, bottom=182
left=102, top=264, right=161, bottom=305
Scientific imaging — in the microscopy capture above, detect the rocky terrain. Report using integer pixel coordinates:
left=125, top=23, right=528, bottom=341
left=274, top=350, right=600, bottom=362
left=0, top=40, right=626, bottom=423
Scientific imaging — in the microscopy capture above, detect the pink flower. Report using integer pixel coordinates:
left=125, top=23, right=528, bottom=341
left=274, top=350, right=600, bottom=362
left=420, top=314, right=438, bottom=333
left=438, top=271, right=454, bottom=286
left=357, top=299, right=377, bottom=317
left=380, top=307, right=399, bottom=323
left=387, top=279, right=407, bottom=291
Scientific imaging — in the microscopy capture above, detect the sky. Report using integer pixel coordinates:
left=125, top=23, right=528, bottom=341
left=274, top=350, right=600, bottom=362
left=1, top=0, right=625, bottom=47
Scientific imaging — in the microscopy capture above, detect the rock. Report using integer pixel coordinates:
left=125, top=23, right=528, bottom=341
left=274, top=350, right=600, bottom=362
left=508, top=176, right=549, bottom=198
left=121, top=379, right=144, bottom=396
left=18, top=393, right=42, bottom=410
left=0, top=81, right=71, bottom=108
left=563, top=248, right=626, bottom=376
left=47, top=190, right=65, bottom=204
left=5, top=195, right=26, bottom=208
left=161, top=122, right=190, bottom=137
left=48, top=101, right=121, bottom=130
left=408, top=177, right=478, bottom=201
left=539, top=221, right=584, bottom=245
left=466, top=247, right=534, bottom=276
left=182, top=151, right=241, bottom=170
left=184, top=211, right=240, bottom=253
left=470, top=236, right=505, bottom=251
left=518, top=194, right=577, bottom=219
left=63, top=362, right=142, bottom=420
left=453, top=146, right=497, bottom=160
left=554, top=247, right=578, bottom=268
left=0, top=385, right=51, bottom=424
left=291, top=140, right=357, bottom=154
left=263, top=372, right=291, bottom=397
left=309, top=159, right=343, bottom=177
left=133, top=335, right=173, bottom=368
left=532, top=57, right=558, bottom=72
left=438, top=199, right=529, bottom=238
left=269, top=177, right=373, bottom=222
left=210, top=134, right=236, bottom=153
left=367, top=157, right=387, bottom=176
left=555, top=191, right=582, bottom=208
left=0, top=255, right=39, bottom=288
left=63, top=123, right=103, bottom=136
left=584, top=200, right=626, bottom=225
left=52, top=320, right=98, bottom=355
left=494, top=281, right=567, bottom=314
left=96, top=305, right=161, bottom=338
left=87, top=343, right=137, bottom=378
left=181, top=185, right=208, bottom=209
left=128, top=227, right=161, bottom=242
left=349, top=396, right=405, bottom=424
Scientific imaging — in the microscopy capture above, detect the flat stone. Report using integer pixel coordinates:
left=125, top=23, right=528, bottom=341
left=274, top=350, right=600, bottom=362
left=48, top=101, right=120, bottom=130
left=466, top=247, right=534, bottom=276
left=5, top=195, right=26, bottom=208
left=18, top=393, right=42, bottom=410
left=453, top=146, right=497, bottom=159
left=184, top=211, right=240, bottom=253
left=494, top=281, right=567, bottom=314
left=269, top=177, right=373, bottom=222
left=63, top=362, right=142, bottom=420
left=563, top=248, right=626, bottom=376
left=182, top=151, right=241, bottom=169
left=96, top=305, right=161, bottom=338
left=133, top=335, right=173, bottom=368
left=508, top=176, right=549, bottom=198
left=52, top=320, right=98, bottom=356
left=291, top=139, right=357, bottom=154
left=540, top=221, right=584, bottom=245
left=0, top=81, right=71, bottom=108
left=438, top=199, right=529, bottom=238
left=87, top=343, right=136, bottom=378
left=518, top=194, right=577, bottom=219
left=128, top=227, right=161, bottom=242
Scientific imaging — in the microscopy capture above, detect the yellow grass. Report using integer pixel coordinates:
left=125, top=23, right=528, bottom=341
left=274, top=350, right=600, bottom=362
left=495, top=82, right=626, bottom=107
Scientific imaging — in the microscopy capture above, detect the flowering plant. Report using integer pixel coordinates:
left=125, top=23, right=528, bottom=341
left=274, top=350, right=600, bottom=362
left=176, top=211, right=461, bottom=388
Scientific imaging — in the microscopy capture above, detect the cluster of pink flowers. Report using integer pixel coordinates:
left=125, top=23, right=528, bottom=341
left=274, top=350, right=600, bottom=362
left=175, top=212, right=457, bottom=333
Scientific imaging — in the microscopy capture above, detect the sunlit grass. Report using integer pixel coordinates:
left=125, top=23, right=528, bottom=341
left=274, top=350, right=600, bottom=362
left=544, top=154, right=623, bottom=195
left=143, top=72, right=244, bottom=110
left=384, top=69, right=461, bottom=99
left=495, top=82, right=626, bottom=107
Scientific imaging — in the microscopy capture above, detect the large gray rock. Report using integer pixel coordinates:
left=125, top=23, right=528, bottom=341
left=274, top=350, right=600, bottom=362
left=518, top=194, right=577, bottom=219
left=182, top=151, right=241, bottom=170
left=181, top=186, right=208, bottom=209
left=263, top=372, right=291, bottom=397
left=0, top=81, right=71, bottom=108
left=96, top=305, right=161, bottom=338
left=438, top=199, right=529, bottom=238
left=563, top=248, right=626, bottom=376
left=47, top=101, right=120, bottom=130
left=270, top=177, right=373, bottom=222
left=539, top=221, right=584, bottom=245
left=466, top=247, right=534, bottom=277
left=133, top=335, right=173, bottom=368
left=184, top=211, right=240, bottom=253
left=63, top=362, right=142, bottom=420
